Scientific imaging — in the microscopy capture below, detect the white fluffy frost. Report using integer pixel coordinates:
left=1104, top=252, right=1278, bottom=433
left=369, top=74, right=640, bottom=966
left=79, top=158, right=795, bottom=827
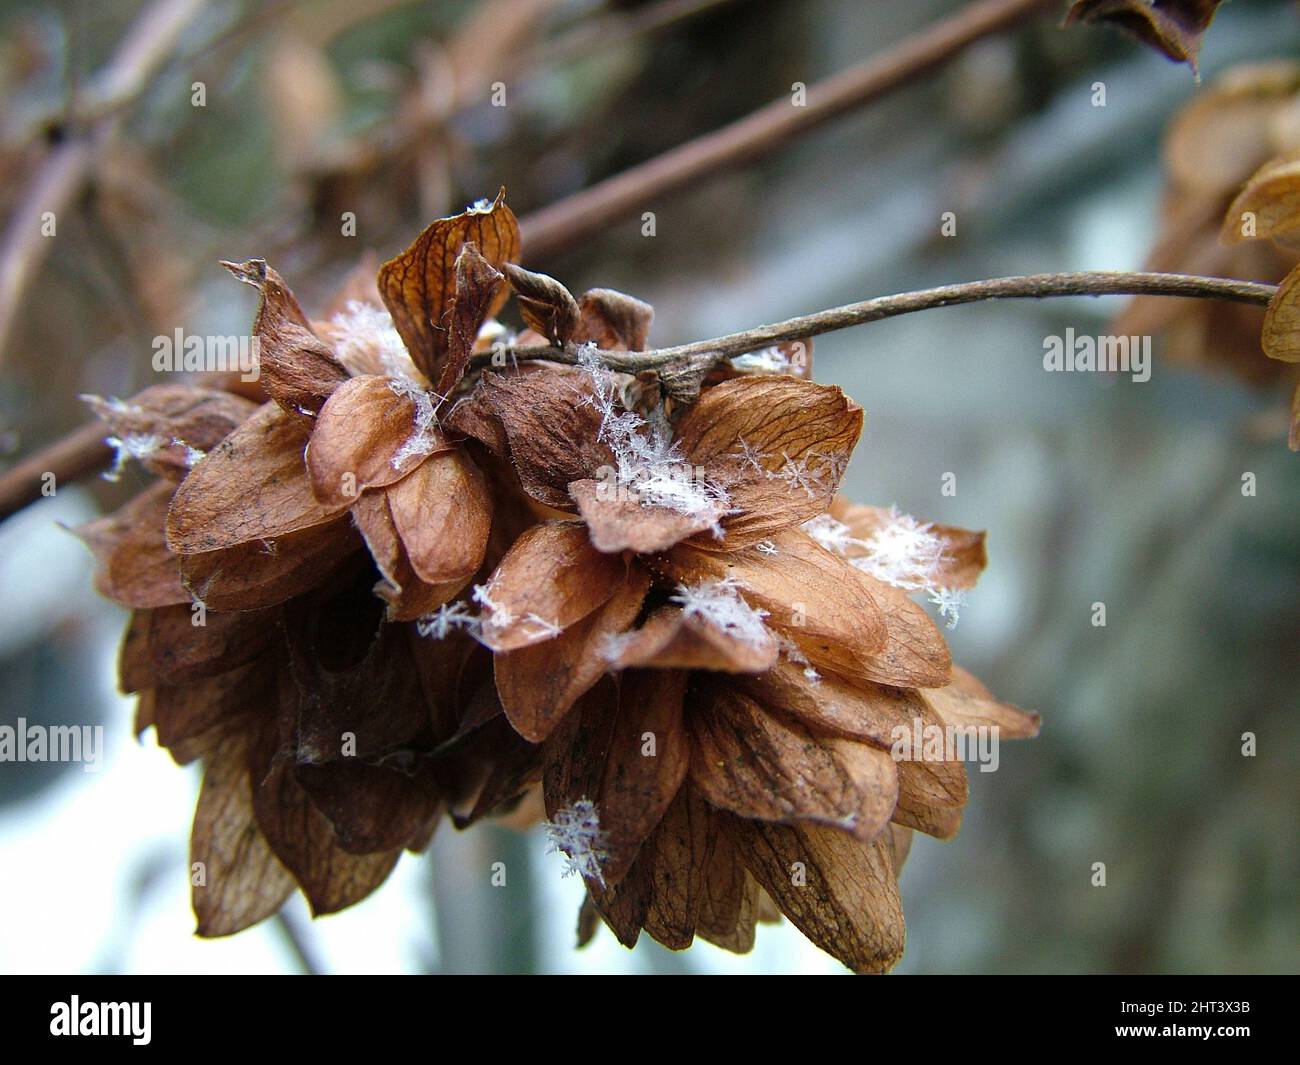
left=802, top=507, right=968, bottom=627
left=578, top=343, right=730, bottom=532
left=670, top=576, right=771, bottom=647
left=545, top=798, right=611, bottom=886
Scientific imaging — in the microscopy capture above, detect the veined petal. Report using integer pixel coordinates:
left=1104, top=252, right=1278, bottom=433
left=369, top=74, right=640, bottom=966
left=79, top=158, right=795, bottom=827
left=167, top=401, right=347, bottom=553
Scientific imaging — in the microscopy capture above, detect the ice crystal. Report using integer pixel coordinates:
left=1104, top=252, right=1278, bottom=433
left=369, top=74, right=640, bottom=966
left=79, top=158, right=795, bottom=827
left=522, top=613, right=562, bottom=640
left=730, top=345, right=790, bottom=373
left=471, top=582, right=513, bottom=631
left=801, top=514, right=865, bottom=555
left=388, top=377, right=442, bottom=471
left=544, top=799, right=610, bottom=886
left=771, top=450, right=826, bottom=499
left=416, top=600, right=481, bottom=640
left=928, top=587, right=966, bottom=629
left=670, top=577, right=771, bottom=647
left=102, top=433, right=164, bottom=482
left=850, top=506, right=946, bottom=592
left=733, top=437, right=766, bottom=474
left=577, top=342, right=730, bottom=529
left=598, top=629, right=637, bottom=664
left=329, top=300, right=421, bottom=382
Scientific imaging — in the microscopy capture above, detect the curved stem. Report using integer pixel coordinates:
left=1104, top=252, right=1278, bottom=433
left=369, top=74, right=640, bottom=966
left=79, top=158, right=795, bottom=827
left=483, top=271, right=1278, bottom=373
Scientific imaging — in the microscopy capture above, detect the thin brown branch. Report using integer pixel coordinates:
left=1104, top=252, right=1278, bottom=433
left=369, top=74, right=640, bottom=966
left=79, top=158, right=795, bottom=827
left=0, top=420, right=112, bottom=521
left=0, top=0, right=206, bottom=365
left=483, top=271, right=1279, bottom=372
left=0, top=270, right=1276, bottom=521
left=517, top=0, right=1059, bottom=262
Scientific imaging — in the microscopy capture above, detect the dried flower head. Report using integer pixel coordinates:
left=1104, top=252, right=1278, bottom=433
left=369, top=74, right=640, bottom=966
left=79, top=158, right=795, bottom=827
left=75, top=192, right=1038, bottom=973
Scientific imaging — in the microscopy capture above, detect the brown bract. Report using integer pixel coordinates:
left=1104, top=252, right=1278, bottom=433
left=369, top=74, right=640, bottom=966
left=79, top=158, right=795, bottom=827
left=1112, top=62, right=1300, bottom=429
left=377, top=187, right=519, bottom=387
left=1065, top=0, right=1224, bottom=74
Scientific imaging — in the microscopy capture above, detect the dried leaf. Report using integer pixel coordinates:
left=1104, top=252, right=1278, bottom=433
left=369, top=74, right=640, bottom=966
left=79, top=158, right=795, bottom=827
left=576, top=288, right=654, bottom=350
left=167, top=401, right=347, bottom=553
left=477, top=521, right=626, bottom=651
left=851, top=577, right=952, bottom=689
left=146, top=602, right=277, bottom=685
left=153, top=657, right=273, bottom=751
left=725, top=815, right=906, bottom=975
left=598, top=670, right=691, bottom=885
left=1065, top=0, right=1224, bottom=73
left=639, top=785, right=715, bottom=949
left=474, top=368, right=615, bottom=509
left=495, top=564, right=650, bottom=741
left=378, top=189, right=520, bottom=383
left=180, top=518, right=360, bottom=611
left=689, top=684, right=898, bottom=842
left=249, top=724, right=401, bottom=916
left=436, top=242, right=507, bottom=398
left=294, top=758, right=443, bottom=854
left=306, top=374, right=453, bottom=507
left=118, top=611, right=153, bottom=693
left=921, top=667, right=1041, bottom=739
left=659, top=530, right=889, bottom=679
left=569, top=477, right=720, bottom=554
left=674, top=376, right=863, bottom=547
left=1165, top=62, right=1300, bottom=195
left=350, top=491, right=466, bottom=621
left=1262, top=261, right=1300, bottom=362
left=602, top=604, right=779, bottom=674
left=72, top=482, right=189, bottom=608
left=1221, top=156, right=1300, bottom=245
left=191, top=733, right=296, bottom=937
left=83, top=384, right=258, bottom=480
left=221, top=258, right=350, bottom=415
left=386, top=447, right=491, bottom=584
left=280, top=587, right=428, bottom=761
left=695, top=820, right=760, bottom=954
left=504, top=262, right=581, bottom=346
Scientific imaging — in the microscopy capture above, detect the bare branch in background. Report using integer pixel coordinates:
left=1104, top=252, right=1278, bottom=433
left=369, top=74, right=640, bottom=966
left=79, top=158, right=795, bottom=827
left=518, top=0, right=1060, bottom=262
left=0, top=0, right=207, bottom=366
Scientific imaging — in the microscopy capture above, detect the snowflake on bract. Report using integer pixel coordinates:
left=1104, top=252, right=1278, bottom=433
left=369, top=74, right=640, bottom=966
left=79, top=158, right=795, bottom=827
left=545, top=799, right=611, bottom=886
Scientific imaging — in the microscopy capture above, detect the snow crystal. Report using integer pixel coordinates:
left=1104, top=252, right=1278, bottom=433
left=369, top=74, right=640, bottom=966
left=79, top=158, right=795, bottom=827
left=800, top=514, right=865, bottom=555
left=471, top=582, right=513, bottom=632
left=416, top=600, right=481, bottom=640
left=545, top=799, right=611, bottom=886
left=102, top=433, right=164, bottom=482
left=522, top=613, right=562, bottom=640
left=329, top=300, right=421, bottom=382
left=730, top=345, right=791, bottom=373
left=388, top=376, right=442, bottom=472
left=928, top=587, right=965, bottom=629
left=771, top=450, right=826, bottom=499
left=577, top=343, right=730, bottom=530
left=598, top=629, right=637, bottom=664
left=849, top=506, right=946, bottom=592
left=670, top=577, right=770, bottom=647
left=733, top=437, right=766, bottom=474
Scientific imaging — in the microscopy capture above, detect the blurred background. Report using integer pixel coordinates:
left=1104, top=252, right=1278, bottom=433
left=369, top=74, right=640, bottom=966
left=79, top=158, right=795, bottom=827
left=1, top=0, right=1297, bottom=974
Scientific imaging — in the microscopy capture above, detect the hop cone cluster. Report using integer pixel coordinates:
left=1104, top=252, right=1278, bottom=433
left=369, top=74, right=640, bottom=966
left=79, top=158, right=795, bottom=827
left=76, top=191, right=1037, bottom=973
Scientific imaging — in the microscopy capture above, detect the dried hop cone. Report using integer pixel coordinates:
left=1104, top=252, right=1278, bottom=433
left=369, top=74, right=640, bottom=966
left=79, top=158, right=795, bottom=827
left=75, top=190, right=1038, bottom=972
